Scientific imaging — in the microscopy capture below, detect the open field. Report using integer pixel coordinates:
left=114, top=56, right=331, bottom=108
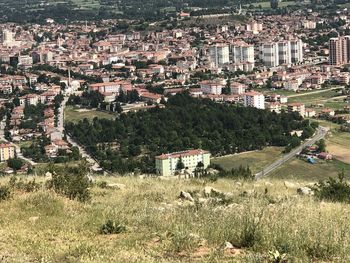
left=269, top=157, right=350, bottom=181
left=288, top=89, right=343, bottom=104
left=326, top=131, right=350, bottom=164
left=250, top=1, right=299, bottom=9
left=1, top=175, right=350, bottom=262
left=64, top=106, right=116, bottom=123
left=212, top=147, right=284, bottom=174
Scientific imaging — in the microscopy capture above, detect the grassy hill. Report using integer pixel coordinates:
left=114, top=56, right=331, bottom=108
left=1, top=175, right=350, bottom=262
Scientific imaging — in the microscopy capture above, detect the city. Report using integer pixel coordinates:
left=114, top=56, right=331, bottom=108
left=0, top=0, right=349, bottom=262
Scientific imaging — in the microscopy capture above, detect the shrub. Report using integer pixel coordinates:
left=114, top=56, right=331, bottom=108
left=96, top=181, right=108, bottom=189
left=7, top=158, right=24, bottom=171
left=46, top=173, right=91, bottom=202
left=8, top=176, right=41, bottom=192
left=0, top=185, right=11, bottom=201
left=313, top=170, right=350, bottom=203
left=99, top=220, right=126, bottom=235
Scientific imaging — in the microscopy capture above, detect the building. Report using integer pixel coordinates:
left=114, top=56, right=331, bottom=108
left=2, top=29, right=14, bottom=47
left=329, top=36, right=350, bottom=66
left=290, top=39, right=303, bottom=64
left=200, top=80, right=224, bottom=95
left=230, top=82, right=246, bottom=94
left=209, top=43, right=230, bottom=68
left=0, top=144, right=16, bottom=162
left=244, top=91, right=265, bottom=109
left=230, top=41, right=255, bottom=70
left=288, top=103, right=305, bottom=117
left=260, top=42, right=279, bottom=67
left=260, top=39, right=303, bottom=67
left=155, top=149, right=211, bottom=177
left=265, top=102, right=281, bottom=113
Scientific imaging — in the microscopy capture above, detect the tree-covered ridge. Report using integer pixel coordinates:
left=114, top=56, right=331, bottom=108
left=65, top=93, right=312, bottom=174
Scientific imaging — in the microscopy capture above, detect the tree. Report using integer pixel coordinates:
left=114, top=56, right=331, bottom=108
left=176, top=157, right=185, bottom=171
left=317, top=139, right=326, bottom=152
left=13, top=97, right=20, bottom=107
left=7, top=158, right=24, bottom=171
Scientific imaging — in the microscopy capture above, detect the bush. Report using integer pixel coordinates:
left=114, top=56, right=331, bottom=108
left=96, top=181, right=108, bottom=189
left=99, top=220, right=126, bottom=235
left=8, top=176, right=41, bottom=192
left=0, top=185, right=11, bottom=201
left=7, top=158, right=24, bottom=171
left=46, top=173, right=91, bottom=202
left=313, top=170, right=350, bottom=203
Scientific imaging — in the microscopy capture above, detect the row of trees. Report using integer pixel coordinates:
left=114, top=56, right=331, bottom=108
left=66, top=93, right=313, bottom=174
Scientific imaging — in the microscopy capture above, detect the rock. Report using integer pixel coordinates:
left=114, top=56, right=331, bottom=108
left=203, top=186, right=221, bottom=197
left=198, top=198, right=209, bottom=205
left=284, top=181, right=297, bottom=189
left=29, top=216, right=39, bottom=223
left=297, top=187, right=314, bottom=196
left=264, top=181, right=273, bottom=186
left=107, top=183, right=126, bottom=190
left=241, top=189, right=255, bottom=196
left=235, top=182, right=242, bottom=186
left=179, top=191, right=194, bottom=202
left=45, top=172, right=52, bottom=178
left=224, top=241, right=234, bottom=249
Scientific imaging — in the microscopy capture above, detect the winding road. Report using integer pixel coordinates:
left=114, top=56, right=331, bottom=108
left=255, top=126, right=329, bottom=179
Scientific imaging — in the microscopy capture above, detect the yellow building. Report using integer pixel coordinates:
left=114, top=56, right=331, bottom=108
left=0, top=144, right=16, bottom=162
left=155, top=149, right=211, bottom=177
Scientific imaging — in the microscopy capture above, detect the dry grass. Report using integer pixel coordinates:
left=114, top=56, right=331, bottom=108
left=327, top=131, right=350, bottom=164
left=0, top=176, right=349, bottom=262
left=212, top=147, right=284, bottom=174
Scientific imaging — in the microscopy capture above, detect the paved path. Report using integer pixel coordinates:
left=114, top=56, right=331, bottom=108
left=255, top=126, right=329, bottom=179
left=60, top=96, right=103, bottom=172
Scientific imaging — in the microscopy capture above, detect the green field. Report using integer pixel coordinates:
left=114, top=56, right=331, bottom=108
left=288, top=90, right=342, bottom=104
left=64, top=107, right=116, bottom=123
left=212, top=147, right=284, bottom=174
left=269, top=157, right=350, bottom=181
left=250, top=0, right=298, bottom=9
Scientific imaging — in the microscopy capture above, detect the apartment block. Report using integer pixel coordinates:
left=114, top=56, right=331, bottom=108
left=230, top=41, right=255, bottom=70
left=0, top=144, right=16, bottom=162
left=209, top=43, right=230, bottom=68
left=244, top=91, right=265, bottom=109
left=155, top=149, right=211, bottom=177
left=260, top=39, right=303, bottom=67
left=329, top=36, right=350, bottom=66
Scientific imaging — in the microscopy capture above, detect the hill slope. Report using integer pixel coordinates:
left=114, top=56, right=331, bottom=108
left=0, top=175, right=349, bottom=262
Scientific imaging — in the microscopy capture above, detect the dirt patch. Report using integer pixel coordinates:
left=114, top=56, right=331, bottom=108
left=328, top=144, right=350, bottom=164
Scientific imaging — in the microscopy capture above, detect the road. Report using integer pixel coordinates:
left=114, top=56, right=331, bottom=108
left=255, top=126, right=329, bottom=179
left=59, top=95, right=103, bottom=172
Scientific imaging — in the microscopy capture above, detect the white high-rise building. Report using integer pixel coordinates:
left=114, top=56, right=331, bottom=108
left=209, top=43, right=230, bottom=68
left=2, top=29, right=14, bottom=47
left=260, top=42, right=279, bottom=67
left=244, top=91, right=265, bottom=109
left=230, top=41, right=255, bottom=70
left=290, top=39, right=303, bottom=64
left=260, top=39, right=303, bottom=67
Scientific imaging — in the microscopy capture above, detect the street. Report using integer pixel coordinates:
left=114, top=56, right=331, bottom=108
left=255, top=126, right=329, bottom=179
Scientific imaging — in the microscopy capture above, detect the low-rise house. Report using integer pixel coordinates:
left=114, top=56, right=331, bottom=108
left=288, top=103, right=305, bottom=117
left=265, top=102, right=281, bottom=113
left=305, top=108, right=316, bottom=118
left=318, top=152, right=333, bottom=160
